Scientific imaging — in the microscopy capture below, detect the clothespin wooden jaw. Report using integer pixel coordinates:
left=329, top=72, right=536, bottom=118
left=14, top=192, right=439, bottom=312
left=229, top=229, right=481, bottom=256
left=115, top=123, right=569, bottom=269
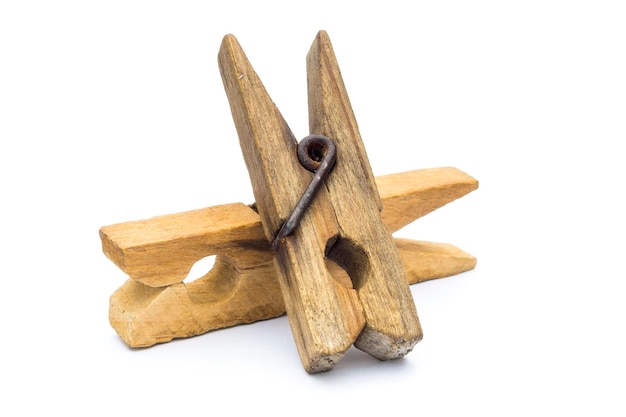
left=99, top=31, right=479, bottom=373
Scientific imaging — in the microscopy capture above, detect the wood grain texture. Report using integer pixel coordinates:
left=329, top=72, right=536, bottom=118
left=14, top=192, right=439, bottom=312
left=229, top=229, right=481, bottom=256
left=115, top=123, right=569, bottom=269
left=379, top=167, right=479, bottom=234
left=100, top=168, right=477, bottom=287
left=109, top=259, right=285, bottom=348
left=218, top=34, right=363, bottom=372
left=103, top=167, right=477, bottom=348
left=109, top=239, right=475, bottom=348
left=307, top=30, right=422, bottom=360
left=100, top=203, right=270, bottom=287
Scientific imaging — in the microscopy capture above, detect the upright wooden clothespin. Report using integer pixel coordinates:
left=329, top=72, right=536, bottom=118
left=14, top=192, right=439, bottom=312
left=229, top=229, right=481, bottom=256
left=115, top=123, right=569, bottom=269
left=100, top=30, right=479, bottom=373
left=219, top=31, right=421, bottom=372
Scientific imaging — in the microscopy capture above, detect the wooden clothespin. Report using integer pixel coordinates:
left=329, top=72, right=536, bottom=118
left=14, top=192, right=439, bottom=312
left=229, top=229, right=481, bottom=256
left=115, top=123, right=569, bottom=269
left=219, top=31, right=423, bottom=372
left=100, top=31, right=479, bottom=373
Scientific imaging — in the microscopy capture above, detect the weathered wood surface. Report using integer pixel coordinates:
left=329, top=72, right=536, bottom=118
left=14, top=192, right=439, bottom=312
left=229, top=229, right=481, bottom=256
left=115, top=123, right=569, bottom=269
left=109, top=237, right=476, bottom=349
left=219, top=34, right=364, bottom=372
left=101, top=203, right=269, bottom=287
left=307, top=31, right=422, bottom=361
left=104, top=168, right=477, bottom=349
left=100, top=167, right=477, bottom=288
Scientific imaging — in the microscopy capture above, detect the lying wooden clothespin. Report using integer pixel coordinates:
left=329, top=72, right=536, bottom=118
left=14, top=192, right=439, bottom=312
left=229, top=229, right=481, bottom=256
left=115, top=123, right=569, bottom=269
left=100, top=31, right=479, bottom=373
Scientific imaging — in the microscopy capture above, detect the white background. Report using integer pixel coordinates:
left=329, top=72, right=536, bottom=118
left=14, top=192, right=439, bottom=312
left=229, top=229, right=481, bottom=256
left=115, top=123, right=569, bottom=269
left=2, top=1, right=625, bottom=415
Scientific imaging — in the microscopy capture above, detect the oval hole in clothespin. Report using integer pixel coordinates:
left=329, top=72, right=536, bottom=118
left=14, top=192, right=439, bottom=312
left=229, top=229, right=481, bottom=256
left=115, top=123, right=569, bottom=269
left=324, top=258, right=354, bottom=290
left=184, top=255, right=217, bottom=283
left=325, top=237, right=370, bottom=290
left=183, top=255, right=242, bottom=305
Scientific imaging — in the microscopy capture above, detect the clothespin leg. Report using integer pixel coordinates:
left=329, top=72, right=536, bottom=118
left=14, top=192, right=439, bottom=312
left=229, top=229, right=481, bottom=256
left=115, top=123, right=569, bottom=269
left=218, top=34, right=366, bottom=372
left=307, top=31, right=423, bottom=359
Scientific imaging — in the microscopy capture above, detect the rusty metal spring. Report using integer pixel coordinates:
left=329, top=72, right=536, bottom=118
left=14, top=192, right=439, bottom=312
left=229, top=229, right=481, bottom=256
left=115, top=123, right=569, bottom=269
left=271, top=134, right=337, bottom=250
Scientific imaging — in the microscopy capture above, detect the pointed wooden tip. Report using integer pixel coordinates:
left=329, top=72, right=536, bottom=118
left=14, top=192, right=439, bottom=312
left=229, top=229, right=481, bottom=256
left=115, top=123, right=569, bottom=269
left=219, top=33, right=239, bottom=52
left=313, top=30, right=330, bottom=44
left=396, top=239, right=477, bottom=284
left=378, top=167, right=479, bottom=233
left=218, top=33, right=246, bottom=82
left=307, top=30, right=333, bottom=73
left=218, top=33, right=262, bottom=97
left=218, top=34, right=239, bottom=67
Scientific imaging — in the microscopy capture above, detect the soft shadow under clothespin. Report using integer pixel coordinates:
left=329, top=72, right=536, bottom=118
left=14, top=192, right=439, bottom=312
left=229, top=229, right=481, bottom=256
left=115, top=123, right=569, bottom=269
left=218, top=31, right=422, bottom=373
